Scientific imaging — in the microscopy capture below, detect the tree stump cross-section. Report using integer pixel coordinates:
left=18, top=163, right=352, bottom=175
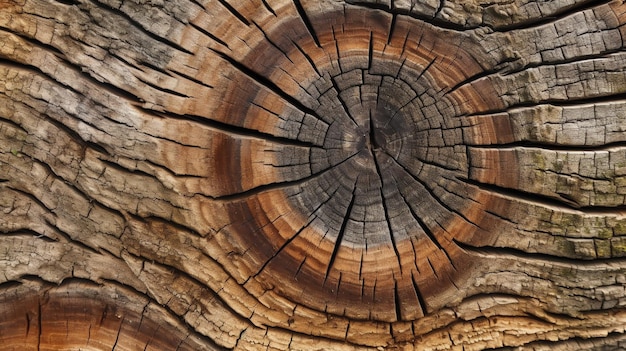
left=2, top=0, right=626, bottom=350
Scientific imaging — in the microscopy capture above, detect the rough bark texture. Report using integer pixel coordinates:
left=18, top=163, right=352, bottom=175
left=2, top=0, right=626, bottom=349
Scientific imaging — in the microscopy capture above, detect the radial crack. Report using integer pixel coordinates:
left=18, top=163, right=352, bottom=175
left=211, top=49, right=325, bottom=124
left=372, top=150, right=403, bottom=272
left=214, top=151, right=359, bottom=202
left=389, top=156, right=478, bottom=231
left=293, top=0, right=321, bottom=48
left=393, top=180, right=445, bottom=252
left=324, top=178, right=358, bottom=282
left=215, top=0, right=250, bottom=26
left=330, top=75, right=360, bottom=127
left=250, top=186, right=341, bottom=279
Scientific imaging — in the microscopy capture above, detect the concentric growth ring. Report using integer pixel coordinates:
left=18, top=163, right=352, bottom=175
left=212, top=5, right=505, bottom=322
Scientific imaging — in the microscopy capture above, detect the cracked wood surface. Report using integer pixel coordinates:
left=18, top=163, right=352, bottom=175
left=2, top=0, right=626, bottom=350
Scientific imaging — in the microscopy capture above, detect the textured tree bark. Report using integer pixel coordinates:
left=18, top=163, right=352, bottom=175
left=2, top=0, right=626, bottom=349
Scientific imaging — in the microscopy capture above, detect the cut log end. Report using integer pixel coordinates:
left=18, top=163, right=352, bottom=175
left=215, top=6, right=505, bottom=322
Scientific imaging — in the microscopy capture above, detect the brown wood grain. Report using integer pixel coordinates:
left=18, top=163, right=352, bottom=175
left=2, top=0, right=626, bottom=349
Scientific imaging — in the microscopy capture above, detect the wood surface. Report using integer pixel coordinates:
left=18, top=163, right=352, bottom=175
left=2, top=0, right=626, bottom=349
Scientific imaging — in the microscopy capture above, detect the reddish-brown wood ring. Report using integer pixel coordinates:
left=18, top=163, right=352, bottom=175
left=207, top=6, right=512, bottom=322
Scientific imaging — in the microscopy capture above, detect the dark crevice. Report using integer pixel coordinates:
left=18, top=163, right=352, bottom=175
left=455, top=239, right=626, bottom=266
left=109, top=52, right=142, bottom=71
left=53, top=0, right=79, bottom=5
left=57, top=277, right=104, bottom=290
left=0, top=115, right=28, bottom=133
left=469, top=140, right=626, bottom=152
left=409, top=240, right=419, bottom=274
left=292, top=39, right=321, bottom=77
left=111, top=315, right=123, bottom=350
left=500, top=49, right=625, bottom=77
left=136, top=214, right=205, bottom=238
left=169, top=68, right=214, bottom=89
left=372, top=150, right=402, bottom=272
left=34, top=111, right=84, bottom=151
left=457, top=176, right=626, bottom=214
left=387, top=13, right=397, bottom=45
left=490, top=0, right=613, bottom=32
left=25, top=312, right=32, bottom=337
left=369, top=111, right=379, bottom=150
left=393, top=280, right=402, bottom=321
left=213, top=151, right=359, bottom=203
left=34, top=103, right=111, bottom=157
left=442, top=66, right=503, bottom=97
left=261, top=0, right=277, bottom=17
left=160, top=110, right=321, bottom=148
left=346, top=0, right=389, bottom=11
left=270, top=323, right=370, bottom=349
left=367, top=31, right=374, bottom=71
left=189, top=0, right=205, bottom=11
left=295, top=257, right=307, bottom=278
left=0, top=229, right=57, bottom=242
left=330, top=76, right=359, bottom=127
left=136, top=77, right=190, bottom=98
left=413, top=153, right=465, bottom=173
left=389, top=156, right=479, bottom=231
left=460, top=91, right=626, bottom=120
left=216, top=0, right=250, bottom=26
left=427, top=258, right=438, bottom=279
left=411, top=273, right=428, bottom=316
left=252, top=21, right=294, bottom=65
left=464, top=134, right=473, bottom=179
left=416, top=57, right=437, bottom=81
left=250, top=186, right=337, bottom=279
left=141, top=158, right=204, bottom=180
left=16, top=275, right=56, bottom=287
left=395, top=183, right=444, bottom=252
left=324, top=179, right=357, bottom=282
left=99, top=158, right=155, bottom=179
left=0, top=27, right=66, bottom=59
left=210, top=49, right=325, bottom=123
left=350, top=0, right=615, bottom=35
left=0, top=48, right=144, bottom=108
left=88, top=0, right=194, bottom=55
left=333, top=27, right=344, bottom=73
left=336, top=272, right=343, bottom=296
left=43, top=218, right=102, bottom=256
left=434, top=0, right=445, bottom=19
left=80, top=70, right=146, bottom=106
left=358, top=253, right=364, bottom=280
left=293, top=0, right=321, bottom=48
left=138, top=60, right=173, bottom=77
left=345, top=1, right=470, bottom=32
left=189, top=22, right=230, bottom=49
left=398, top=26, right=412, bottom=58
left=394, top=57, right=407, bottom=80
left=7, top=187, right=54, bottom=214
